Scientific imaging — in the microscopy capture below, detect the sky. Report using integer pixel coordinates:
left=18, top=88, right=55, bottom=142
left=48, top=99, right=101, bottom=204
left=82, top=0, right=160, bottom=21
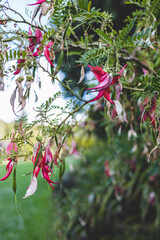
left=0, top=0, right=64, bottom=123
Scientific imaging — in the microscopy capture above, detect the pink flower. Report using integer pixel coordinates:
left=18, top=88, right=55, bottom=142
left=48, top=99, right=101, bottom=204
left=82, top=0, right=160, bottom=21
left=149, top=192, right=156, bottom=206
left=23, top=141, right=57, bottom=198
left=35, top=28, right=43, bottom=44
left=86, top=64, right=127, bottom=104
left=28, top=0, right=47, bottom=6
left=69, top=140, right=80, bottom=159
left=139, top=97, right=157, bottom=128
left=14, top=26, right=54, bottom=75
left=43, top=45, right=54, bottom=67
left=0, top=21, right=7, bottom=25
left=0, top=134, right=18, bottom=181
left=14, top=59, right=26, bottom=75
left=104, top=160, right=111, bottom=177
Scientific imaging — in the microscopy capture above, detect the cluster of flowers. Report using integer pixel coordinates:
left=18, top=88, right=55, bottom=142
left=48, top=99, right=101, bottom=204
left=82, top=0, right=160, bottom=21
left=14, top=26, right=54, bottom=75
left=14, top=0, right=54, bottom=75
left=86, top=64, right=127, bottom=104
left=0, top=135, right=57, bottom=198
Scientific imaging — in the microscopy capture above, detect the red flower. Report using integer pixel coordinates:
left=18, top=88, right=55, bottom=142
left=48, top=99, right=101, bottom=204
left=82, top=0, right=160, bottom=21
left=14, top=59, right=26, bottom=75
left=23, top=141, right=57, bottom=198
left=104, top=160, right=111, bottom=177
left=69, top=140, right=80, bottom=159
left=0, top=134, right=18, bottom=181
left=86, top=64, right=127, bottom=104
left=139, top=97, right=157, bottom=128
left=14, top=26, right=54, bottom=75
left=28, top=0, right=47, bottom=6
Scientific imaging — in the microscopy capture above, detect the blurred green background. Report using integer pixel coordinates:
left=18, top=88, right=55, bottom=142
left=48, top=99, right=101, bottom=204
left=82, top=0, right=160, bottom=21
left=0, top=0, right=160, bottom=240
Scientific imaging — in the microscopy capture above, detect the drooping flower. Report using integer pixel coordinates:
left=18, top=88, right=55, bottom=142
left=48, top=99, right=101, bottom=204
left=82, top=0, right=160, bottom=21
left=35, top=27, right=43, bottom=44
left=86, top=64, right=127, bottom=104
left=149, top=192, right=156, bottom=206
left=33, top=41, right=54, bottom=66
left=14, top=27, right=54, bottom=75
left=23, top=141, right=57, bottom=198
left=104, top=160, right=111, bottom=177
left=0, top=134, right=18, bottom=181
left=43, top=45, right=54, bottom=67
left=28, top=0, right=47, bottom=6
left=139, top=97, right=157, bottom=128
left=69, top=140, right=80, bottom=159
left=104, top=160, right=114, bottom=177
left=14, top=59, right=26, bottom=75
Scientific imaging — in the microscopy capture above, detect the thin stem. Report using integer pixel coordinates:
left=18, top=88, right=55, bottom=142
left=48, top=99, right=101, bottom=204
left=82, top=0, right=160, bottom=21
left=54, top=101, right=88, bottom=136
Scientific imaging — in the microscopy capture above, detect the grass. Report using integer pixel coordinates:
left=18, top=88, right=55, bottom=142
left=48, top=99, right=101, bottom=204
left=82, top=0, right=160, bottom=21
left=0, top=156, right=79, bottom=240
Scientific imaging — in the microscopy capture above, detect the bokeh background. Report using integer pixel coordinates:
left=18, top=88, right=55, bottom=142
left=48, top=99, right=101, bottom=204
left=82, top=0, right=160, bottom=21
left=0, top=1, right=160, bottom=240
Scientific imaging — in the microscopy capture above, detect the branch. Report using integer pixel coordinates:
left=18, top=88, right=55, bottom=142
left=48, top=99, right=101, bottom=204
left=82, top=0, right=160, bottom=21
left=120, top=49, right=158, bottom=77
left=37, top=61, right=86, bottom=103
left=54, top=101, right=88, bottom=136
left=1, top=5, right=44, bottom=32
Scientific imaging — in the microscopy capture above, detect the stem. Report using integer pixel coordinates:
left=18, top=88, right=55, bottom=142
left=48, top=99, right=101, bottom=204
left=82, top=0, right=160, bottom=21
left=37, top=61, right=86, bottom=102
left=123, top=86, right=144, bottom=91
left=54, top=102, right=88, bottom=136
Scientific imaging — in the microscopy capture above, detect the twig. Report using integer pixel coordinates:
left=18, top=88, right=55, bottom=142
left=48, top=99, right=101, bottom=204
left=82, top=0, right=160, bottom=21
left=120, top=49, right=157, bottom=77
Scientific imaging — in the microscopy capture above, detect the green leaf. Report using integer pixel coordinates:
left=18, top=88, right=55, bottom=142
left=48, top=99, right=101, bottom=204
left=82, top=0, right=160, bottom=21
left=117, top=17, right=136, bottom=42
left=9, top=49, right=13, bottom=60
left=17, top=50, right=21, bottom=58
left=14, top=50, right=16, bottom=59
left=5, top=51, right=8, bottom=61
left=88, top=0, right=92, bottom=12
left=57, top=50, right=64, bottom=69
left=12, top=166, right=17, bottom=194
left=0, top=53, right=4, bottom=61
left=94, top=29, right=113, bottom=45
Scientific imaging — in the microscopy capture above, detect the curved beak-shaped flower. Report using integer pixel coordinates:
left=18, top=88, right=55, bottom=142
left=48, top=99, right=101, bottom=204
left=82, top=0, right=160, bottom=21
left=35, top=28, right=43, bottom=44
left=0, top=134, right=18, bottom=181
left=69, top=140, right=80, bottom=159
left=86, top=64, right=127, bottom=104
left=28, top=0, right=47, bottom=6
left=44, top=45, right=54, bottom=67
left=33, top=41, right=54, bottom=67
left=23, top=141, right=57, bottom=198
left=14, top=59, right=26, bottom=75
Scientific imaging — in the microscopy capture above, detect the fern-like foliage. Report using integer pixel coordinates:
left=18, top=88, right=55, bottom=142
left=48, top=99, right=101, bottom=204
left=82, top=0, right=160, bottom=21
left=94, top=29, right=114, bottom=45
left=77, top=47, right=111, bottom=66
left=117, top=18, right=136, bottom=42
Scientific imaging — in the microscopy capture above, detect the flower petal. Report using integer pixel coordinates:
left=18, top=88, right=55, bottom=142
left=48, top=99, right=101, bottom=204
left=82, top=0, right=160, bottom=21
left=45, top=41, right=54, bottom=49
left=111, top=64, right=127, bottom=85
left=0, top=161, right=13, bottom=181
left=35, top=28, right=43, bottom=44
left=88, top=65, right=107, bottom=82
left=6, top=135, right=18, bottom=155
left=44, top=141, right=53, bottom=164
left=88, top=89, right=105, bottom=102
left=42, top=166, right=57, bottom=186
left=33, top=46, right=43, bottom=56
left=86, top=74, right=113, bottom=91
left=44, top=46, right=54, bottom=67
left=113, top=100, right=123, bottom=115
left=28, top=0, right=46, bottom=6
left=103, top=88, right=114, bottom=104
left=23, top=174, right=38, bottom=198
left=28, top=26, right=33, bottom=43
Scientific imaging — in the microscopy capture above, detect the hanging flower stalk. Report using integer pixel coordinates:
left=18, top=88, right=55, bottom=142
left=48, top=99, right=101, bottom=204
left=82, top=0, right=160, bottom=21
left=86, top=64, right=127, bottom=104
left=23, top=141, right=57, bottom=198
left=0, top=134, right=18, bottom=181
left=28, top=0, right=47, bottom=6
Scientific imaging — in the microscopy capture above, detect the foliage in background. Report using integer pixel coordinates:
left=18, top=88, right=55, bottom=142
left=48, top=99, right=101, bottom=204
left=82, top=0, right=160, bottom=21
left=0, top=2, right=160, bottom=237
left=52, top=120, right=160, bottom=239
